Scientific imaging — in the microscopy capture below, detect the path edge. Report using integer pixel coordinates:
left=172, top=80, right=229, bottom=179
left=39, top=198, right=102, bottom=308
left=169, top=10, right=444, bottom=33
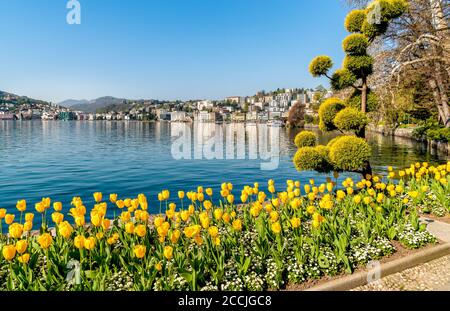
left=305, top=243, right=450, bottom=291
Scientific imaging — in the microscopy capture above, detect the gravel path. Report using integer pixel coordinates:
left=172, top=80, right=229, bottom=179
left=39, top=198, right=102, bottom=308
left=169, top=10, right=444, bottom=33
left=352, top=255, right=450, bottom=291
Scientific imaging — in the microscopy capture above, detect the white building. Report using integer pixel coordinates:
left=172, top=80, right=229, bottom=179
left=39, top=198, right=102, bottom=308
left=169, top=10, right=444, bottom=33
left=171, top=111, right=187, bottom=122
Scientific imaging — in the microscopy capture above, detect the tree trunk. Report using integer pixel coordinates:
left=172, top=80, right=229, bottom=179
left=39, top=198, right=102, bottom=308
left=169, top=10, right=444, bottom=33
left=434, top=62, right=450, bottom=128
left=361, top=76, right=368, bottom=114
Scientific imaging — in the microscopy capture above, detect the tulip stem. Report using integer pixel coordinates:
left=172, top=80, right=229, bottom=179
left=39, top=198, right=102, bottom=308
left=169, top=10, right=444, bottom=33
left=0, top=219, right=2, bottom=237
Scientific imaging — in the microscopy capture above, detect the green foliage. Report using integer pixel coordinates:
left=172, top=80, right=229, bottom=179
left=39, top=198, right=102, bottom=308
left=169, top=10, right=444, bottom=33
left=361, top=20, right=388, bottom=39
left=413, top=122, right=450, bottom=142
left=343, top=55, right=374, bottom=76
left=329, top=136, right=372, bottom=171
left=387, top=0, right=409, bottom=19
left=334, top=108, right=369, bottom=133
left=426, top=128, right=450, bottom=142
left=309, top=56, right=333, bottom=77
left=331, top=69, right=357, bottom=91
left=293, top=146, right=333, bottom=173
left=318, top=98, right=346, bottom=132
left=345, top=10, right=366, bottom=33
left=342, top=34, right=369, bottom=56
left=346, top=89, right=378, bottom=112
left=294, top=131, right=317, bottom=148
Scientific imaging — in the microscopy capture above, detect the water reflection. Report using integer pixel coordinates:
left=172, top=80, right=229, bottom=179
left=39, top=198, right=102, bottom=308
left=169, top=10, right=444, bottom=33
left=0, top=120, right=448, bottom=216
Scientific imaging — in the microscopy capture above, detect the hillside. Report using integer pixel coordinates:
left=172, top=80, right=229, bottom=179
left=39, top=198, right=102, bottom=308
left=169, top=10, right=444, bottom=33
left=61, top=96, right=127, bottom=112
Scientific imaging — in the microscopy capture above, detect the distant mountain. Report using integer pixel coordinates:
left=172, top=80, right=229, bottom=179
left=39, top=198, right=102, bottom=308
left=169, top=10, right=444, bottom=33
left=59, top=99, right=89, bottom=107
left=60, top=96, right=127, bottom=112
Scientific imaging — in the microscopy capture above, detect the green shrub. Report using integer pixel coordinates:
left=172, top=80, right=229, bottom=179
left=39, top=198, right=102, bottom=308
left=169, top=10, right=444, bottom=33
left=294, top=131, right=317, bottom=148
left=331, top=69, right=357, bottom=91
left=329, top=136, right=372, bottom=171
left=334, top=108, right=369, bottom=133
left=361, top=19, right=388, bottom=39
left=342, top=34, right=369, bottom=56
left=345, top=10, right=366, bottom=33
left=293, top=146, right=332, bottom=173
left=309, top=56, right=333, bottom=77
left=427, top=128, right=450, bottom=142
left=386, top=0, right=409, bottom=19
left=346, top=89, right=378, bottom=112
left=326, top=137, right=341, bottom=149
left=318, top=98, right=346, bottom=132
left=343, top=55, right=374, bottom=76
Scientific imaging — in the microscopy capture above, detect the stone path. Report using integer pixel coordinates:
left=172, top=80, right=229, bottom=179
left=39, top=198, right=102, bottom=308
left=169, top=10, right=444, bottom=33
left=353, top=217, right=450, bottom=291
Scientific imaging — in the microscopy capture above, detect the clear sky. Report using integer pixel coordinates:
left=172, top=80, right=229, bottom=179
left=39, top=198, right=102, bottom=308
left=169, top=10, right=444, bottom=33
left=0, top=0, right=349, bottom=103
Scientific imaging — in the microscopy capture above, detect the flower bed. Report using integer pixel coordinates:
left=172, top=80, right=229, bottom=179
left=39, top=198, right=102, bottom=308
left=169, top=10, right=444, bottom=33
left=0, top=161, right=449, bottom=291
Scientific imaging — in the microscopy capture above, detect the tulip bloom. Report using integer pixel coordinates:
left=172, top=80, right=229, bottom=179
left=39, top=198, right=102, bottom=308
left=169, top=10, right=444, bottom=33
left=93, top=192, right=103, bottom=203
left=2, top=245, right=16, bottom=261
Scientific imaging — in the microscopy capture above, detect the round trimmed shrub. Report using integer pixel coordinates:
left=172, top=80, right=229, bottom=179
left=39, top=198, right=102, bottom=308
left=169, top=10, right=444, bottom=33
left=318, top=98, right=346, bottom=132
left=294, top=131, right=317, bottom=148
left=326, top=137, right=341, bottom=149
left=331, top=69, right=357, bottom=91
left=345, top=9, right=366, bottom=33
left=343, top=55, right=373, bottom=76
left=361, top=19, right=388, bottom=39
left=293, top=146, right=332, bottom=173
left=343, top=34, right=369, bottom=56
left=329, top=136, right=372, bottom=171
left=309, top=56, right=333, bottom=77
left=386, top=0, right=409, bottom=19
left=346, top=89, right=378, bottom=112
left=333, top=107, right=369, bottom=133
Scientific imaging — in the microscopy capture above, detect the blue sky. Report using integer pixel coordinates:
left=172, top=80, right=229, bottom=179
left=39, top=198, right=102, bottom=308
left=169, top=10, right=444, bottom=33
left=0, top=0, right=349, bottom=103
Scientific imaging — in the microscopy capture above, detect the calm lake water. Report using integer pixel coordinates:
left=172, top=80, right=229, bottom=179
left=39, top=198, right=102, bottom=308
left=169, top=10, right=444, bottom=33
left=0, top=121, right=448, bottom=217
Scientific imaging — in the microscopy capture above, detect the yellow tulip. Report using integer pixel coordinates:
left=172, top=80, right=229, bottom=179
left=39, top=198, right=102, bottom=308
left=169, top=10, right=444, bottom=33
left=222, top=213, right=231, bottom=223
left=268, top=185, right=275, bottom=194
left=23, top=221, right=33, bottom=232
left=353, top=195, right=362, bottom=204
left=163, top=246, right=173, bottom=260
left=170, top=229, right=181, bottom=244
left=206, top=188, right=213, bottom=196
left=0, top=209, right=6, bottom=219
left=203, top=200, right=212, bottom=210
left=213, top=209, right=223, bottom=221
left=2, top=245, right=16, bottom=261
left=38, top=233, right=53, bottom=249
left=269, top=211, right=279, bottom=222
left=84, top=237, right=96, bottom=251
left=16, top=200, right=26, bottom=212
left=18, top=253, right=30, bottom=264
left=93, top=192, right=103, bottom=203
left=290, top=217, right=301, bottom=229
left=307, top=206, right=315, bottom=214
left=120, top=211, right=131, bottom=223
left=53, top=202, right=63, bottom=212
left=9, top=223, right=23, bottom=239
left=232, top=219, right=242, bottom=231
left=15, top=240, right=28, bottom=254
left=109, top=194, right=118, bottom=203
left=271, top=222, right=281, bottom=234
left=52, top=212, right=64, bottom=225
left=35, top=202, right=45, bottom=213
left=155, top=262, right=162, bottom=271
left=227, top=195, right=235, bottom=204
left=102, top=218, right=111, bottom=230
left=116, top=200, right=125, bottom=209
left=125, top=222, right=135, bottom=234
left=58, top=221, right=73, bottom=239
left=25, top=213, right=34, bottom=222
left=154, top=216, right=165, bottom=228
left=208, top=226, right=219, bottom=238
left=134, top=224, right=147, bottom=238
left=240, top=194, right=248, bottom=203
left=74, top=235, right=85, bottom=249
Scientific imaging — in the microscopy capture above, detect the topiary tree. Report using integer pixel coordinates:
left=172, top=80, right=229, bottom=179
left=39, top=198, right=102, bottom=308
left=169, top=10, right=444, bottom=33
left=294, top=131, right=317, bottom=148
left=309, top=0, right=408, bottom=114
left=294, top=0, right=407, bottom=178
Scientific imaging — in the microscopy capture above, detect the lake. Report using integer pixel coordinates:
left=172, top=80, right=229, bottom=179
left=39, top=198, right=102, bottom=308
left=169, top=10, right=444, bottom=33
left=0, top=120, right=448, bottom=217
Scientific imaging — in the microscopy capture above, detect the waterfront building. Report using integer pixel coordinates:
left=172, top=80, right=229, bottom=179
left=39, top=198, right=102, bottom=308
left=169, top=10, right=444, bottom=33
left=171, top=111, right=187, bottom=122
left=59, top=111, right=76, bottom=121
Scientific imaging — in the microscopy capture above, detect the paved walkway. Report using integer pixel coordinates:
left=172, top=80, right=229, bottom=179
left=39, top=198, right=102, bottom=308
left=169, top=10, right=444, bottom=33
left=353, top=217, right=450, bottom=291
